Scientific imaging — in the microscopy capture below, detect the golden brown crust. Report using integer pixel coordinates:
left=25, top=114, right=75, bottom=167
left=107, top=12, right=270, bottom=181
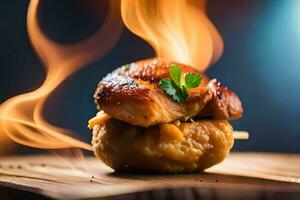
left=94, top=58, right=243, bottom=127
left=92, top=118, right=234, bottom=173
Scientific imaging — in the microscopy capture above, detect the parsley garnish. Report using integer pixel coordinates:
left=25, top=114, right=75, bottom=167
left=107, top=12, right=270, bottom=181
left=159, top=65, right=201, bottom=103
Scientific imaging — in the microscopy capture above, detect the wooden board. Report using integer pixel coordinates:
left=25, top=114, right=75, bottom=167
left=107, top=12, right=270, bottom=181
left=0, top=152, right=299, bottom=199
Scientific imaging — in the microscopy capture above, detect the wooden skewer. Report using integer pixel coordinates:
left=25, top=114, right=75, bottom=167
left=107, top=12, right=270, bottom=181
left=233, top=131, right=249, bottom=140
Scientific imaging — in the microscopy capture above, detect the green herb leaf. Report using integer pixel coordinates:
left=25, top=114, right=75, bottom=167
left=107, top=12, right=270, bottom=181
left=184, top=72, right=201, bottom=89
left=159, top=78, right=187, bottom=103
left=159, top=65, right=201, bottom=103
left=159, top=78, right=176, bottom=97
left=169, top=65, right=181, bottom=86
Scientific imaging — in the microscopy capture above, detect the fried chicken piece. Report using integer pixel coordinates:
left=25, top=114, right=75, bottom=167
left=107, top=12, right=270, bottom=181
left=94, top=59, right=243, bottom=127
left=92, top=117, right=234, bottom=173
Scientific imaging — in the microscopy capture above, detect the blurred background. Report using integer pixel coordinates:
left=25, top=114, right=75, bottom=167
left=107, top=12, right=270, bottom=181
left=0, top=0, right=299, bottom=154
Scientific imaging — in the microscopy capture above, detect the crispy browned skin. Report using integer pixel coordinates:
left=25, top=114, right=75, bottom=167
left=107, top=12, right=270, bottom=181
left=95, top=58, right=243, bottom=127
left=198, top=79, right=243, bottom=119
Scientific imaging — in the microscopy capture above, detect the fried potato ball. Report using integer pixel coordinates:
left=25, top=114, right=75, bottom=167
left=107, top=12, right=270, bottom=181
left=92, top=118, right=233, bottom=173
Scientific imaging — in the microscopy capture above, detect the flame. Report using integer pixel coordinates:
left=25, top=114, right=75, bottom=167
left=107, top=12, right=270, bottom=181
left=0, top=0, right=122, bottom=151
left=121, top=0, right=223, bottom=71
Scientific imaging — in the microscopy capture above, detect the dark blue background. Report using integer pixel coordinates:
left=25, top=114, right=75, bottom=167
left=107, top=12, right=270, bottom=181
left=1, top=0, right=299, bottom=153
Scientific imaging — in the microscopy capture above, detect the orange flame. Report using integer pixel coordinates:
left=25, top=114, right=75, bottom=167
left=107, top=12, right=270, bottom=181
left=0, top=0, right=122, bottom=151
left=121, top=0, right=223, bottom=71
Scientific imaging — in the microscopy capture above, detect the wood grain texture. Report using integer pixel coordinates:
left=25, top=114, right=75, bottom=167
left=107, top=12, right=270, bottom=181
left=0, top=152, right=299, bottom=200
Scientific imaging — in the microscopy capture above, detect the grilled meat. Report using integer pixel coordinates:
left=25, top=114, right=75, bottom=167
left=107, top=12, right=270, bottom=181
left=94, top=59, right=243, bottom=127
